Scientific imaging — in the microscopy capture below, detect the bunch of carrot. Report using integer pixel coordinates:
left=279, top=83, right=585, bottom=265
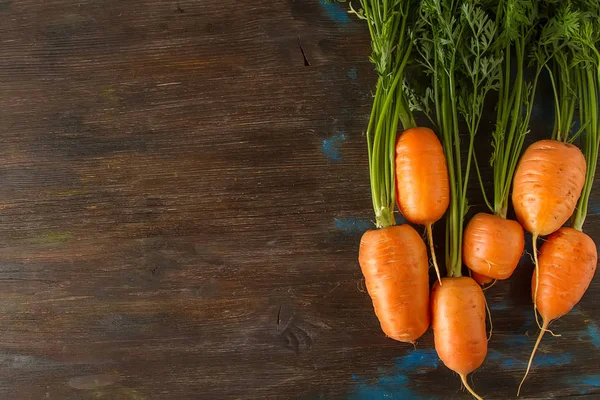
left=331, top=0, right=600, bottom=398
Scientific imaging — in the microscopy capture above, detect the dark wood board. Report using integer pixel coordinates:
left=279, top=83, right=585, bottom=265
left=0, top=0, right=599, bottom=399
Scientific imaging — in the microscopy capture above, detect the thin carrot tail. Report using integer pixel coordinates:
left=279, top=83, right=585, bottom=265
left=531, top=234, right=542, bottom=330
left=426, top=224, right=442, bottom=285
left=517, top=319, right=548, bottom=396
left=460, top=374, right=483, bottom=400
left=484, top=295, right=493, bottom=341
left=482, top=279, right=497, bottom=291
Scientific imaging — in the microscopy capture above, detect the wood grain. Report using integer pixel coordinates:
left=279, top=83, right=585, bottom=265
left=0, top=0, right=599, bottom=399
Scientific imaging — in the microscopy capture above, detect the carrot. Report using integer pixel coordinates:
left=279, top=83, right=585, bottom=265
left=518, top=4, right=600, bottom=394
left=350, top=1, right=428, bottom=343
left=512, top=140, right=586, bottom=237
left=512, top=140, right=585, bottom=330
left=416, top=3, right=501, bottom=398
left=432, top=277, right=487, bottom=400
left=464, top=2, right=542, bottom=283
left=359, top=225, right=430, bottom=343
left=512, top=140, right=586, bottom=330
left=470, top=270, right=493, bottom=286
left=518, top=228, right=597, bottom=395
left=463, top=213, right=524, bottom=280
left=395, top=127, right=449, bottom=284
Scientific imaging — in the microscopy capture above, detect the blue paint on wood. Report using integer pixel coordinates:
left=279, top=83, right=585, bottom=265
left=566, top=374, right=600, bottom=395
left=378, top=375, right=409, bottom=386
left=489, top=301, right=509, bottom=311
left=321, top=131, right=346, bottom=161
left=334, top=217, right=373, bottom=233
left=487, top=348, right=572, bottom=369
left=320, top=0, right=351, bottom=24
left=486, top=349, right=503, bottom=362
left=580, top=375, right=600, bottom=387
left=349, top=377, right=432, bottom=400
left=394, top=349, right=438, bottom=373
left=486, top=349, right=519, bottom=369
left=347, top=66, right=358, bottom=80
left=588, top=200, right=600, bottom=215
left=585, top=322, right=600, bottom=348
left=501, top=334, right=529, bottom=347
left=536, top=353, right=574, bottom=367
left=348, top=349, right=440, bottom=399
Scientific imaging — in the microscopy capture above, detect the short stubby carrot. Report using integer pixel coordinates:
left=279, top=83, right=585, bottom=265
left=432, top=277, right=487, bottom=399
left=359, top=225, right=430, bottom=344
left=518, top=227, right=597, bottom=395
left=463, top=213, right=524, bottom=280
left=534, top=228, right=597, bottom=321
left=395, top=127, right=449, bottom=283
left=512, top=140, right=586, bottom=237
left=396, top=127, right=449, bottom=224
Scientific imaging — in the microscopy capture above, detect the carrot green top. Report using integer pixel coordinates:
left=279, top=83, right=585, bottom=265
left=483, top=1, right=541, bottom=219
left=414, top=0, right=501, bottom=277
left=340, top=0, right=419, bottom=229
left=541, top=1, right=600, bottom=231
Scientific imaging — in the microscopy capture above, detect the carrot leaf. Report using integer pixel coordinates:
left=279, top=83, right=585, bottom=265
left=416, top=0, right=501, bottom=277
left=345, top=0, right=420, bottom=229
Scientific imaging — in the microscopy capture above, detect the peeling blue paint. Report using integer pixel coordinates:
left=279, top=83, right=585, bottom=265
left=588, top=200, right=600, bottom=215
left=566, top=374, right=600, bottom=395
left=347, top=66, right=358, bottom=80
left=378, top=375, right=409, bottom=386
left=486, top=349, right=519, bottom=369
left=334, top=217, right=373, bottom=233
left=395, top=349, right=438, bottom=373
left=501, top=334, right=529, bottom=347
left=320, top=0, right=351, bottom=24
left=349, top=374, right=433, bottom=400
left=321, top=131, right=346, bottom=161
left=580, top=375, right=600, bottom=387
left=584, top=322, right=600, bottom=348
left=349, top=349, right=439, bottom=399
left=487, top=348, right=572, bottom=369
left=395, top=214, right=407, bottom=225
left=489, top=301, right=509, bottom=311
left=486, top=349, right=503, bottom=362
left=535, top=353, right=574, bottom=367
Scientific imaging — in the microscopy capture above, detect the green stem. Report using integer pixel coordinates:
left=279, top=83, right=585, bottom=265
left=496, top=41, right=523, bottom=214
left=473, top=151, right=493, bottom=213
left=358, top=0, right=417, bottom=229
left=546, top=64, right=562, bottom=142
left=572, top=61, right=600, bottom=231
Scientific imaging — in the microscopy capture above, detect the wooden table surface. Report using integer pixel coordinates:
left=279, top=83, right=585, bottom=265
left=1, top=1, right=600, bottom=399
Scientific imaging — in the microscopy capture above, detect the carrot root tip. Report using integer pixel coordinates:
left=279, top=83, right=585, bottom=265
left=482, top=279, right=497, bottom=291
left=460, top=374, right=483, bottom=400
left=531, top=234, right=543, bottom=331
left=485, top=296, right=493, bottom=341
left=518, top=319, right=549, bottom=396
left=426, top=224, right=442, bottom=285
left=544, top=327, right=561, bottom=337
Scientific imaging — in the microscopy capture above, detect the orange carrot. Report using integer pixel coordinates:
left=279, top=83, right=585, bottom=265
left=432, top=277, right=487, bottom=400
left=518, top=227, right=597, bottom=395
left=470, top=270, right=493, bottom=286
left=396, top=127, right=449, bottom=284
left=416, top=3, right=501, bottom=398
left=515, top=16, right=600, bottom=393
left=350, top=1, right=427, bottom=345
left=512, top=140, right=586, bottom=330
left=463, top=213, right=524, bottom=280
left=512, top=140, right=586, bottom=237
left=359, top=225, right=430, bottom=343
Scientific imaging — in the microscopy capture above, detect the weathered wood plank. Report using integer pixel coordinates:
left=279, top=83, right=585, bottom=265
left=0, top=0, right=599, bottom=399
